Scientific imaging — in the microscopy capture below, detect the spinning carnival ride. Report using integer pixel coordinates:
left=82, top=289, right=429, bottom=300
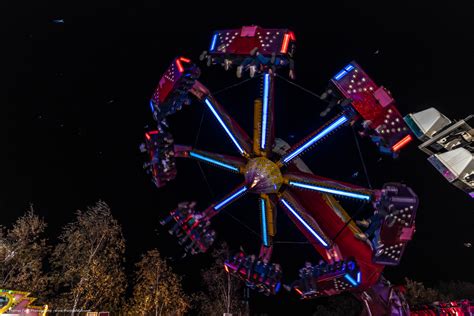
left=0, top=289, right=48, bottom=315
left=141, top=26, right=422, bottom=315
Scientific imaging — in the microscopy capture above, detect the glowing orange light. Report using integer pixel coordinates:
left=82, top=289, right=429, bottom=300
left=294, top=287, right=303, bottom=295
left=392, top=134, right=413, bottom=152
left=179, top=57, right=191, bottom=63
left=145, top=133, right=151, bottom=140
left=280, top=34, right=290, bottom=54
left=176, top=60, right=184, bottom=73
left=224, top=264, right=229, bottom=273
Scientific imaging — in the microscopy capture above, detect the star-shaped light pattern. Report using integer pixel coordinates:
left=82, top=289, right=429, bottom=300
left=177, top=72, right=377, bottom=252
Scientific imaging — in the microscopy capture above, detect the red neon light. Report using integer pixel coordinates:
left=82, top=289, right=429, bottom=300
left=392, top=134, right=413, bottom=152
left=289, top=31, right=296, bottom=41
left=294, top=287, right=303, bottom=295
left=176, top=60, right=184, bottom=73
left=145, top=133, right=151, bottom=140
left=179, top=57, right=191, bottom=63
left=280, top=34, right=290, bottom=54
left=148, top=130, right=159, bottom=135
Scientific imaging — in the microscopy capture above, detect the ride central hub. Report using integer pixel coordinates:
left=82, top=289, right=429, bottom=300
left=244, top=157, right=283, bottom=193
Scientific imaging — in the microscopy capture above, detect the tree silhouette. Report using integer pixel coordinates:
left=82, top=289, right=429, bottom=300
left=126, top=249, right=189, bottom=315
left=0, top=206, right=50, bottom=298
left=404, top=278, right=445, bottom=305
left=50, top=201, right=126, bottom=314
left=311, top=293, right=362, bottom=316
left=196, top=243, right=248, bottom=316
left=438, top=280, right=474, bottom=300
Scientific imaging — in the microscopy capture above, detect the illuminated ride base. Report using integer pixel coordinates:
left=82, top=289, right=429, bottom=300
left=0, top=289, right=47, bottom=316
left=141, top=26, right=420, bottom=315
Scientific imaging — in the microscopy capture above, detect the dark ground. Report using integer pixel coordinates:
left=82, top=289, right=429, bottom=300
left=1, top=1, right=473, bottom=314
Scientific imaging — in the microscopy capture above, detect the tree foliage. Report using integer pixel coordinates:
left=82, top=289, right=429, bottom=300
left=126, top=249, right=189, bottom=315
left=404, top=278, right=445, bottom=305
left=438, top=280, right=474, bottom=301
left=312, top=294, right=362, bottom=316
left=404, top=278, right=474, bottom=310
left=5, top=201, right=473, bottom=315
left=197, top=243, right=248, bottom=316
left=50, top=201, right=126, bottom=314
left=0, top=206, right=49, bottom=297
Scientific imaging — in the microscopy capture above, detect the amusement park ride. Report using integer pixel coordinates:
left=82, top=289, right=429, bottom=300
left=139, top=26, right=473, bottom=315
left=404, top=108, right=473, bottom=197
left=0, top=289, right=48, bottom=315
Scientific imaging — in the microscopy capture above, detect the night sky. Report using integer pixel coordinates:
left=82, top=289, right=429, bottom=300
left=2, top=0, right=473, bottom=313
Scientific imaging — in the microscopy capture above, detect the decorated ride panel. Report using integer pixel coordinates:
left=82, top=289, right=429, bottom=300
left=207, top=26, right=295, bottom=56
left=0, top=289, right=47, bottom=315
left=330, top=62, right=412, bottom=155
left=372, top=183, right=419, bottom=266
left=150, top=57, right=200, bottom=119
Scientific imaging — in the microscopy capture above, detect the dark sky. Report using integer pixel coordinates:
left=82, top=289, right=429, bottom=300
left=1, top=0, right=473, bottom=313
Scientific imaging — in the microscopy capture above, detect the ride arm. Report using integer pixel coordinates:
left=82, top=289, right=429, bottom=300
left=278, top=190, right=333, bottom=254
left=277, top=112, right=353, bottom=167
left=253, top=73, right=276, bottom=157
left=284, top=171, right=377, bottom=202
left=259, top=194, right=277, bottom=249
left=174, top=144, right=246, bottom=174
left=190, top=81, right=253, bottom=158
left=202, top=183, right=249, bottom=220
